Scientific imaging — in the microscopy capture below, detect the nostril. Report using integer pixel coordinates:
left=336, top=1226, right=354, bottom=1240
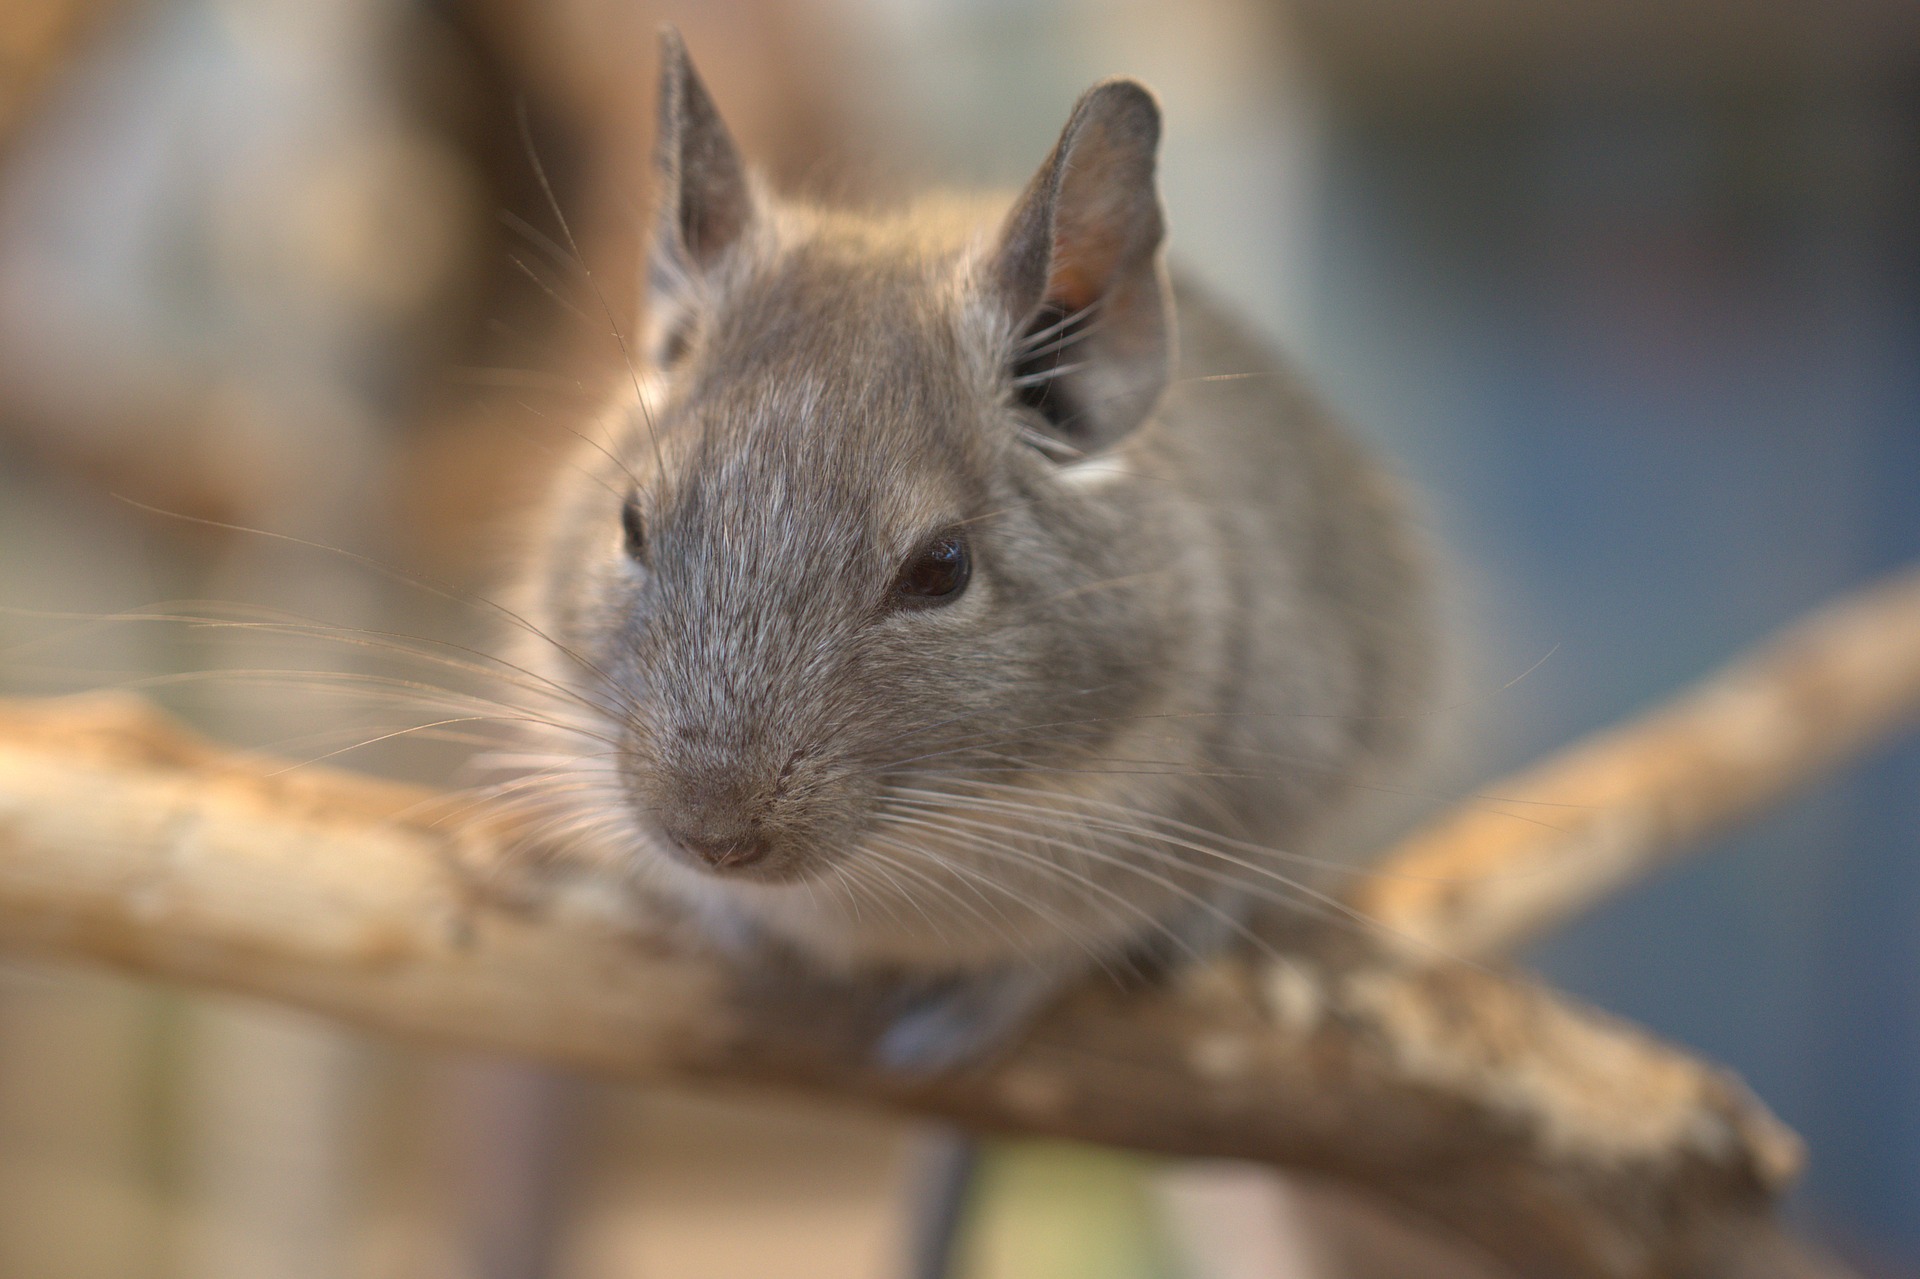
left=710, top=837, right=769, bottom=870
left=667, top=827, right=771, bottom=871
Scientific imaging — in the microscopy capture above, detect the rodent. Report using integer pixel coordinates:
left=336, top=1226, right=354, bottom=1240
left=509, top=30, right=1430, bottom=1069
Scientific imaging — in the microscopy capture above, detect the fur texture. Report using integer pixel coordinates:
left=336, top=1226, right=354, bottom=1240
left=511, top=34, right=1430, bottom=991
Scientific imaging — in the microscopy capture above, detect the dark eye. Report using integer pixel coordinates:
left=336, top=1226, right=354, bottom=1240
left=892, top=531, right=971, bottom=606
left=621, top=495, right=647, bottom=562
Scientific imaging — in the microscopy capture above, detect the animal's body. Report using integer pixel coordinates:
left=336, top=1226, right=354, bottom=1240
left=512, top=32, right=1429, bottom=1065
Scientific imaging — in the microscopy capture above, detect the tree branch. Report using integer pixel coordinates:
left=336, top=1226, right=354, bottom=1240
left=0, top=690, right=1859, bottom=1278
left=1355, top=565, right=1920, bottom=957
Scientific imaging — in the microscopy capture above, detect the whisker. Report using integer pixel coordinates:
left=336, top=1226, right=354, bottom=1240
left=499, top=208, right=588, bottom=281
left=514, top=99, right=667, bottom=477
left=100, top=503, right=634, bottom=710
left=1013, top=299, right=1100, bottom=353
left=874, top=800, right=1264, bottom=965
left=1010, top=360, right=1087, bottom=389
left=862, top=831, right=1100, bottom=972
left=866, top=820, right=1150, bottom=981
left=883, top=788, right=1486, bottom=971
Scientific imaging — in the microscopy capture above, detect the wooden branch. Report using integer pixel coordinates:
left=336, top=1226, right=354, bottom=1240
left=1355, top=565, right=1920, bottom=957
left=0, top=692, right=1853, bottom=1278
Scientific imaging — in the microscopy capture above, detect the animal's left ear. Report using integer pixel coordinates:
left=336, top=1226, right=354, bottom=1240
left=986, top=79, right=1171, bottom=453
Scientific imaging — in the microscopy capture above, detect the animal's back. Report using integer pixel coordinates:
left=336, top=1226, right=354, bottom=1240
left=1133, top=278, right=1431, bottom=879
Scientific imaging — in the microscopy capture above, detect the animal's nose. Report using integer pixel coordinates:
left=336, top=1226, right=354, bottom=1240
left=666, top=827, right=772, bottom=871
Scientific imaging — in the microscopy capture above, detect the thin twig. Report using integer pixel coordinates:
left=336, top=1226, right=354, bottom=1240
left=1354, top=564, right=1920, bottom=957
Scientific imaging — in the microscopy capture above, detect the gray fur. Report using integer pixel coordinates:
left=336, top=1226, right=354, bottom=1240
left=511, top=37, right=1431, bottom=1010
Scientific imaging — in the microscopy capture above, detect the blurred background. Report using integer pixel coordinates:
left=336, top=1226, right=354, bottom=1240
left=0, top=0, right=1915, bottom=1276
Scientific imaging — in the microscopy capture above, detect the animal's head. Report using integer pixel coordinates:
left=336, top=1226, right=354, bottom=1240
left=525, top=32, right=1186, bottom=894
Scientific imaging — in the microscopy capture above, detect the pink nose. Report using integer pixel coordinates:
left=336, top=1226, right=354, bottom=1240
left=668, top=829, right=771, bottom=871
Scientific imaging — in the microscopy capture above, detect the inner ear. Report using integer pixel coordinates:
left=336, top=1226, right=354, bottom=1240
left=1010, top=302, right=1099, bottom=449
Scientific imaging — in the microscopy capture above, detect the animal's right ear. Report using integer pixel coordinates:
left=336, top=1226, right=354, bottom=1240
left=648, top=29, right=755, bottom=317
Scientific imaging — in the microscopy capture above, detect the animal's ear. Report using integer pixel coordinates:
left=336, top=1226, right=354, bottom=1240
left=648, top=29, right=755, bottom=313
left=987, top=79, right=1171, bottom=454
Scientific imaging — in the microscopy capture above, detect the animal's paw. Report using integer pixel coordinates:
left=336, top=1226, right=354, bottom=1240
left=874, top=968, right=1067, bottom=1075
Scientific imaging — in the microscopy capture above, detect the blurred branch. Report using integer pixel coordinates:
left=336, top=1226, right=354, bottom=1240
left=1355, top=564, right=1920, bottom=957
left=0, top=0, right=119, bottom=150
left=0, top=676, right=1876, bottom=1278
